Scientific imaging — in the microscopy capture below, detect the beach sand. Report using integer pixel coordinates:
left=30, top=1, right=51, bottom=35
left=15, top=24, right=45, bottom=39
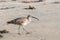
left=0, top=2, right=60, bottom=40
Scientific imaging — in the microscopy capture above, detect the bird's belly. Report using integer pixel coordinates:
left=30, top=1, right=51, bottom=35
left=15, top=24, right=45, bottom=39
left=22, top=20, right=31, bottom=26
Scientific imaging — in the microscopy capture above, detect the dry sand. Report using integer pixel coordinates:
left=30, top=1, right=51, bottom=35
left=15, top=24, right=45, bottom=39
left=0, top=2, right=60, bottom=40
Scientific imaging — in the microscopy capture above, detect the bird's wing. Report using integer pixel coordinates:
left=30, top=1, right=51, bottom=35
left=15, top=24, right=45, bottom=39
left=14, top=17, right=27, bottom=24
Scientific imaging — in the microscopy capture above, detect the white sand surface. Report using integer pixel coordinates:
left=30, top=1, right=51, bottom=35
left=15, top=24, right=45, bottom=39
left=0, top=2, right=60, bottom=40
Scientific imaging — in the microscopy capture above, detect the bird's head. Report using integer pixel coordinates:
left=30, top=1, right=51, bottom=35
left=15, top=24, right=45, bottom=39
left=27, top=15, right=39, bottom=20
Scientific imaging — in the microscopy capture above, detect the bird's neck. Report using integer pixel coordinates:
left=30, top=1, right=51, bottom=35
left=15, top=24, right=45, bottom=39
left=27, top=16, right=31, bottom=21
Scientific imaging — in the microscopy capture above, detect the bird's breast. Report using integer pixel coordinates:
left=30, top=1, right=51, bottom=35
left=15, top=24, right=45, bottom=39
left=22, top=18, right=31, bottom=26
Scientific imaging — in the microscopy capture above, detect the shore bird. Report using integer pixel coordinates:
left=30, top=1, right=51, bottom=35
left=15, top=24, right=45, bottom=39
left=7, top=15, right=39, bottom=35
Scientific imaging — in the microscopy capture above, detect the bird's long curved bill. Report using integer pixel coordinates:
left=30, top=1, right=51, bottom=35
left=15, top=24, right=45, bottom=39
left=31, top=16, right=39, bottom=20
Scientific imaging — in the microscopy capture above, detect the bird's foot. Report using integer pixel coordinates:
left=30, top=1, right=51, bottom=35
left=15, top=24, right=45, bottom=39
left=18, top=33, right=21, bottom=35
left=26, top=32, right=30, bottom=34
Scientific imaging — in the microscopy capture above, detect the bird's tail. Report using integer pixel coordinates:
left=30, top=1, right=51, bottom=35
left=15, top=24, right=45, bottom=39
left=7, top=21, right=12, bottom=24
left=7, top=20, right=16, bottom=24
left=7, top=20, right=14, bottom=24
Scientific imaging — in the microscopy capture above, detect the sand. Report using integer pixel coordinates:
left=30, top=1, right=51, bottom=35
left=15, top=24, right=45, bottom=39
left=0, top=2, right=60, bottom=40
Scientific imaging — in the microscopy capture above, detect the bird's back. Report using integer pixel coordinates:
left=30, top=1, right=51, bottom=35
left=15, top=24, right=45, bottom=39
left=7, top=17, right=31, bottom=26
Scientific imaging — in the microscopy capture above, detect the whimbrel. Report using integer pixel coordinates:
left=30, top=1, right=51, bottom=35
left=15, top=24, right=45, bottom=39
left=7, top=15, right=39, bottom=35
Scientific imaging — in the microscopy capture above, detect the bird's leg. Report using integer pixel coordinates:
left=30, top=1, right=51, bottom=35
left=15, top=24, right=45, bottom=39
left=18, top=25, right=21, bottom=35
left=22, top=26, right=30, bottom=34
